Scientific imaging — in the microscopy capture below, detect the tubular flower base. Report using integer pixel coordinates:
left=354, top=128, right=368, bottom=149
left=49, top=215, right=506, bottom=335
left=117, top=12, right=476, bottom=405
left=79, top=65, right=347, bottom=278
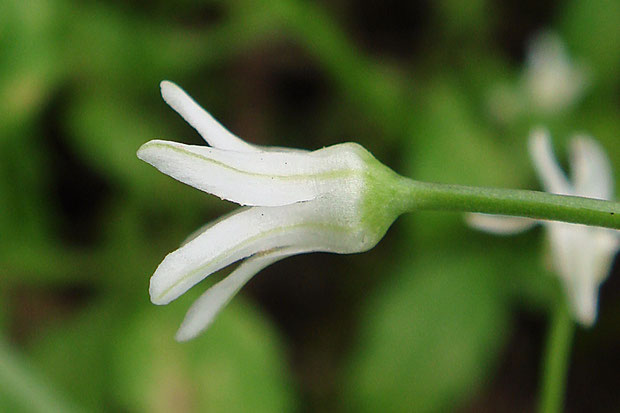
left=468, top=130, right=620, bottom=326
left=138, top=81, right=408, bottom=341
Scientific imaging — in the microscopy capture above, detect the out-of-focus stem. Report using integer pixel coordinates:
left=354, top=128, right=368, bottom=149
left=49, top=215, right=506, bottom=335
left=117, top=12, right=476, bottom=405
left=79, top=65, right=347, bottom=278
left=537, top=296, right=574, bottom=413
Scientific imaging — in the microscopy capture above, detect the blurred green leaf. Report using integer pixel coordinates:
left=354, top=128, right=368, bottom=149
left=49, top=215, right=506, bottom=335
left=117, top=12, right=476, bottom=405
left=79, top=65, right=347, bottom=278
left=407, top=79, right=527, bottom=187
left=1, top=243, right=101, bottom=285
left=60, top=1, right=283, bottom=90
left=26, top=301, right=117, bottom=412
left=260, top=0, right=410, bottom=140
left=64, top=88, right=225, bottom=210
left=0, top=0, right=64, bottom=133
left=561, top=0, right=620, bottom=87
left=434, top=0, right=490, bottom=38
left=64, top=89, right=171, bottom=196
left=97, top=197, right=213, bottom=294
left=2, top=337, right=83, bottom=413
left=61, top=4, right=205, bottom=89
left=110, top=293, right=296, bottom=413
left=343, top=251, right=510, bottom=412
left=0, top=128, right=58, bottom=269
left=0, top=292, right=6, bottom=333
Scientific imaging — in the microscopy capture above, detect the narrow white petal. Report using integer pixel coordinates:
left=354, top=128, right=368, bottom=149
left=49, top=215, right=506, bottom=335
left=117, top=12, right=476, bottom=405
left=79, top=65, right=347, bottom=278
left=546, top=223, right=582, bottom=286
left=175, top=247, right=306, bottom=342
left=137, top=140, right=362, bottom=206
left=569, top=136, right=614, bottom=200
left=160, top=81, right=258, bottom=152
left=546, top=222, right=619, bottom=326
left=546, top=223, right=587, bottom=321
left=528, top=129, right=573, bottom=195
left=569, top=269, right=598, bottom=327
left=149, top=199, right=362, bottom=306
left=466, top=213, right=538, bottom=235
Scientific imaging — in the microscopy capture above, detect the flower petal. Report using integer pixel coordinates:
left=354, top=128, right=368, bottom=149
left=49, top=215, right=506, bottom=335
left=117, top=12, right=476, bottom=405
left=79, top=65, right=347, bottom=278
left=524, top=32, right=588, bottom=113
left=567, top=270, right=598, bottom=327
left=545, top=223, right=588, bottom=320
left=137, top=140, right=362, bottom=206
left=149, top=200, right=361, bottom=305
left=546, top=222, right=619, bottom=326
left=569, top=136, right=614, bottom=200
left=180, top=208, right=250, bottom=247
left=466, top=213, right=538, bottom=235
left=528, top=129, right=573, bottom=195
left=160, top=81, right=258, bottom=152
left=175, top=247, right=307, bottom=342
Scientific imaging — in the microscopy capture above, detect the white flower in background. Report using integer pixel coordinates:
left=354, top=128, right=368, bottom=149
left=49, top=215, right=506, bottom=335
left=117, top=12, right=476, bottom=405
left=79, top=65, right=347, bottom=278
left=468, top=129, right=620, bottom=326
left=138, top=81, right=406, bottom=341
left=523, top=32, right=588, bottom=114
left=487, top=32, right=589, bottom=122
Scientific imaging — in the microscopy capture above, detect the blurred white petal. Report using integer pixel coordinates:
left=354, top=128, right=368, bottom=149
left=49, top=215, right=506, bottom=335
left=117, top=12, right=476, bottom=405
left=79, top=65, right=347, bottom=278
left=528, top=129, right=573, bottom=195
left=487, top=32, right=588, bottom=122
left=570, top=136, right=614, bottom=200
left=466, top=213, right=537, bottom=235
left=470, top=129, right=619, bottom=326
left=524, top=32, right=588, bottom=114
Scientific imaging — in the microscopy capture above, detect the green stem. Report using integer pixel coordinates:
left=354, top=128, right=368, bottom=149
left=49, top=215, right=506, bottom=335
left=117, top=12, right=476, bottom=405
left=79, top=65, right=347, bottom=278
left=400, top=179, right=620, bottom=230
left=538, top=296, right=574, bottom=413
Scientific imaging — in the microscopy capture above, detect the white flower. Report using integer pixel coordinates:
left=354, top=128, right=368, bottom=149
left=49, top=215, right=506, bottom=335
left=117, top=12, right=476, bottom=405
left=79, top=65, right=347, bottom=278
left=487, top=32, right=589, bottom=122
left=523, top=32, right=589, bottom=114
left=467, top=129, right=620, bottom=326
left=138, top=81, right=406, bottom=341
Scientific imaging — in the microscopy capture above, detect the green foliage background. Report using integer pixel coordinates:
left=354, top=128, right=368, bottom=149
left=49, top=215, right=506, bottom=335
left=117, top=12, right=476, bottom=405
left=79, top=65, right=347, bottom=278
left=1, top=0, right=619, bottom=411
